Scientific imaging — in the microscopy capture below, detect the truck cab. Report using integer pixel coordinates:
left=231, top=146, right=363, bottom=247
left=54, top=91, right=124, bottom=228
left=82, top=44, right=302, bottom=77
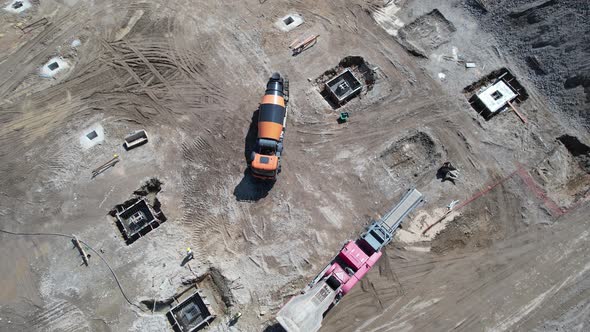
left=250, top=137, right=283, bottom=179
left=250, top=152, right=280, bottom=179
left=325, top=240, right=382, bottom=295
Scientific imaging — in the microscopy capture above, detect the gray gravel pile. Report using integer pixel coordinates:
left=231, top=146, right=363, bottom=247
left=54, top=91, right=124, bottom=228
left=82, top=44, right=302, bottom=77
left=465, top=0, right=590, bottom=131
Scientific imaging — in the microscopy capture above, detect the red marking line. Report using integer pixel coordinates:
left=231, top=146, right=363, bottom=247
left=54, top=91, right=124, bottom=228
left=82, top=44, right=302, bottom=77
left=516, top=167, right=564, bottom=216
left=422, top=168, right=520, bottom=235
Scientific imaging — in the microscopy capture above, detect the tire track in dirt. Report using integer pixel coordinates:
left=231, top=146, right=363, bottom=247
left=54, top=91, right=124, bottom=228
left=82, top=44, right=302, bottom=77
left=94, top=12, right=240, bottom=260
left=106, top=37, right=229, bottom=119
left=0, top=60, right=114, bottom=160
left=298, top=99, right=459, bottom=151
left=29, top=299, right=87, bottom=332
left=2, top=64, right=112, bottom=127
left=0, top=3, right=87, bottom=97
left=180, top=137, right=226, bottom=251
left=125, top=41, right=190, bottom=111
left=100, top=39, right=173, bottom=117
left=409, top=241, right=553, bottom=331
left=169, top=28, right=225, bottom=95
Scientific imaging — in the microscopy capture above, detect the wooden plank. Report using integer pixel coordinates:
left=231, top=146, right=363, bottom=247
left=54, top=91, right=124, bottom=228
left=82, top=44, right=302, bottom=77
left=507, top=100, right=527, bottom=124
left=72, top=235, right=89, bottom=266
left=290, top=34, right=319, bottom=54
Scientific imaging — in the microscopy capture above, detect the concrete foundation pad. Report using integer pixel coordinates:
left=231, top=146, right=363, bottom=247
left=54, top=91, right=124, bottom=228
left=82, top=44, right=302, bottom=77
left=40, top=57, right=69, bottom=78
left=3, top=0, right=31, bottom=13
left=477, top=81, right=517, bottom=114
left=79, top=123, right=104, bottom=149
left=275, top=14, right=304, bottom=32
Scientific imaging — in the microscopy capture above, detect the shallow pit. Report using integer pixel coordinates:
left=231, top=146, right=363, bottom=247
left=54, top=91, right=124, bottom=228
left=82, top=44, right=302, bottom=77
left=110, top=178, right=167, bottom=245
left=325, top=69, right=362, bottom=105
left=86, top=130, right=98, bottom=140
left=283, top=16, right=294, bottom=25
left=398, top=9, right=456, bottom=57
left=380, top=131, right=441, bottom=178
left=315, top=56, right=378, bottom=109
left=159, top=271, right=226, bottom=331
left=167, top=290, right=215, bottom=332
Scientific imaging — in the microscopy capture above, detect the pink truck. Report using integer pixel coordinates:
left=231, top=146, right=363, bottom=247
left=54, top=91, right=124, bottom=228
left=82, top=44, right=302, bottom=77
left=323, top=240, right=382, bottom=295
left=276, top=189, right=424, bottom=332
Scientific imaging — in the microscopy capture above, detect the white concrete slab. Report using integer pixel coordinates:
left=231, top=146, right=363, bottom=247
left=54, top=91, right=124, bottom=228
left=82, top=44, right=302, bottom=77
left=477, top=80, right=517, bottom=113
left=275, top=14, right=304, bottom=32
left=79, top=123, right=105, bottom=150
left=40, top=57, right=69, bottom=78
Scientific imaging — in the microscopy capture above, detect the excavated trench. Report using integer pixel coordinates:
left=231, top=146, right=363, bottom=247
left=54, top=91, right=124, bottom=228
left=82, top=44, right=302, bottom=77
left=557, top=134, right=590, bottom=174
left=109, top=178, right=167, bottom=244
left=315, top=56, right=378, bottom=109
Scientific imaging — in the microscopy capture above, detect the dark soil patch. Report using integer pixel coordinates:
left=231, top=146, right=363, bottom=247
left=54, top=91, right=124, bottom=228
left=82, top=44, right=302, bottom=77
left=557, top=135, right=590, bottom=173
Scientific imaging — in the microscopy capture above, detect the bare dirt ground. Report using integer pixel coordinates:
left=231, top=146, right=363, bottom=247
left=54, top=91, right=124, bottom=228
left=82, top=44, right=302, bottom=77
left=0, top=0, right=588, bottom=331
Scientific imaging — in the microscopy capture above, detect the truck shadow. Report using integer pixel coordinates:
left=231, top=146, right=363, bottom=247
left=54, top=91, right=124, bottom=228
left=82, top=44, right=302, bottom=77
left=233, top=108, right=275, bottom=202
left=233, top=169, right=275, bottom=202
left=243, top=108, right=259, bottom=163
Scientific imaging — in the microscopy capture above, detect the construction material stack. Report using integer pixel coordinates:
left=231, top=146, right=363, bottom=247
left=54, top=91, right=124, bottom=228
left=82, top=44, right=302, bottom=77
left=249, top=73, right=289, bottom=180
left=276, top=189, right=424, bottom=332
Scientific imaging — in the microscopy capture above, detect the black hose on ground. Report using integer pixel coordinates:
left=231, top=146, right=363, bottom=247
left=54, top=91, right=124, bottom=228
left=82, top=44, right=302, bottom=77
left=0, top=228, right=147, bottom=312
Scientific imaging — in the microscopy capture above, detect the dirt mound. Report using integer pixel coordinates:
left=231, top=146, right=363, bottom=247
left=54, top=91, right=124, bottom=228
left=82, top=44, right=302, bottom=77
left=431, top=184, right=522, bottom=253
left=315, top=56, right=377, bottom=88
left=530, top=143, right=590, bottom=210
left=139, top=298, right=175, bottom=313
left=209, top=267, right=236, bottom=309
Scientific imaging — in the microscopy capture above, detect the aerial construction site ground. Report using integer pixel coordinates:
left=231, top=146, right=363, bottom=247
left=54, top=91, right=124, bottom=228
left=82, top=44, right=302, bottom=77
left=0, top=0, right=589, bottom=331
